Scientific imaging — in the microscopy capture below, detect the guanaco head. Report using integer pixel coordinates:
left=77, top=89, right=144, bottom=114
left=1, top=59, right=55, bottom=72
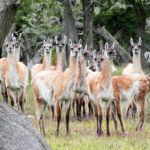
left=89, top=50, right=97, bottom=65
left=69, top=39, right=82, bottom=57
left=130, top=37, right=142, bottom=55
left=104, top=42, right=117, bottom=60
left=5, top=38, right=15, bottom=54
left=96, top=54, right=104, bottom=68
left=81, top=45, right=90, bottom=60
left=12, top=33, right=21, bottom=49
left=43, top=39, right=53, bottom=54
left=55, top=36, right=67, bottom=52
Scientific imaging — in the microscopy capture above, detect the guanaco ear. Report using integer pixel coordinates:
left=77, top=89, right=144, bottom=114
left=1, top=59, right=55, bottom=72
left=63, top=35, right=67, bottom=44
left=93, top=50, right=96, bottom=57
left=102, top=50, right=105, bottom=55
left=69, top=39, right=72, bottom=48
left=43, top=40, right=46, bottom=45
left=49, top=39, right=53, bottom=45
left=12, top=36, right=16, bottom=44
left=11, top=33, right=14, bottom=40
left=138, top=37, right=142, bottom=46
left=112, top=42, right=115, bottom=49
left=84, top=44, right=87, bottom=51
left=5, top=38, right=8, bottom=46
left=11, top=33, right=16, bottom=43
left=18, top=33, right=22, bottom=41
left=55, top=36, right=58, bottom=44
left=105, top=43, right=108, bottom=51
left=78, top=39, right=82, bottom=45
left=130, top=37, right=134, bottom=46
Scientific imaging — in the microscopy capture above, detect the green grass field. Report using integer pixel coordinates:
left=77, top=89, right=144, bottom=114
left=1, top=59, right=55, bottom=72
left=2, top=66, right=150, bottom=150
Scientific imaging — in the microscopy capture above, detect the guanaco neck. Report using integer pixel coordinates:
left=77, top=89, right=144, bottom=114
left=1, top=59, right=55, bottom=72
left=15, top=47, right=20, bottom=62
left=55, top=49, right=64, bottom=71
left=78, top=54, right=87, bottom=82
left=7, top=52, right=17, bottom=73
left=133, top=52, right=143, bottom=74
left=95, top=64, right=100, bottom=72
left=42, top=51, right=52, bottom=70
left=101, top=56, right=112, bottom=87
left=67, top=55, right=78, bottom=75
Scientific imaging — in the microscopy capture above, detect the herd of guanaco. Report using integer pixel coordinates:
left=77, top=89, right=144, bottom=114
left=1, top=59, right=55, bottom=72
left=0, top=34, right=150, bottom=137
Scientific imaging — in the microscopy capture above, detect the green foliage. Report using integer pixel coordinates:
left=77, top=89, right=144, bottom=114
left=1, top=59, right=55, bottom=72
left=14, top=0, right=62, bottom=60
left=14, top=0, right=150, bottom=62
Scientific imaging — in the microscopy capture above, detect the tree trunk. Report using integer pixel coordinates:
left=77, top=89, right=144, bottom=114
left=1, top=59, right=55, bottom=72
left=0, top=101, right=51, bottom=150
left=62, top=0, right=78, bottom=68
left=0, top=0, right=21, bottom=50
left=93, top=26, right=131, bottom=63
left=27, top=48, right=43, bottom=71
left=62, top=0, right=78, bottom=43
left=128, top=0, right=148, bottom=69
left=82, top=0, right=93, bottom=49
left=134, top=4, right=147, bottom=69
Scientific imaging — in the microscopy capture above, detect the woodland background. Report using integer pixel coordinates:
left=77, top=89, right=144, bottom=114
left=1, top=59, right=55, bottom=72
left=0, top=1, right=150, bottom=150
left=1, top=0, right=150, bottom=69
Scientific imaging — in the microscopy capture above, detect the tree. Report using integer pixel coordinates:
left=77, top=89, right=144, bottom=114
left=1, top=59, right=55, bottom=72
left=127, top=0, right=150, bottom=68
left=94, top=26, right=131, bottom=63
left=62, top=0, right=78, bottom=42
left=0, top=0, right=21, bottom=55
left=61, top=0, right=78, bottom=66
left=82, top=0, right=93, bottom=49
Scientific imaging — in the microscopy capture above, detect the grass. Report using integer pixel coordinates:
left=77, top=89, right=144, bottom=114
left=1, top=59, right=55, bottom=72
left=2, top=66, right=150, bottom=150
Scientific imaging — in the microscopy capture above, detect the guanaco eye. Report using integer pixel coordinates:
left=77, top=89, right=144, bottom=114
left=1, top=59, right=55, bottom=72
left=44, top=46, right=46, bottom=49
left=109, top=51, right=113, bottom=55
left=12, top=44, right=15, bottom=47
left=101, top=58, right=104, bottom=61
left=131, top=46, right=134, bottom=49
left=49, top=46, right=52, bottom=49
left=138, top=45, right=141, bottom=48
left=71, top=47, right=73, bottom=51
left=62, top=43, right=65, bottom=46
left=56, top=44, right=59, bottom=46
left=95, top=58, right=97, bottom=61
left=6, top=44, right=8, bottom=47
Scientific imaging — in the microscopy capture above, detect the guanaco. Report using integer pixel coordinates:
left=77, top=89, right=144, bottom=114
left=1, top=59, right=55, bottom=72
left=48, top=35, right=67, bottom=120
left=86, top=46, right=117, bottom=118
left=32, top=39, right=81, bottom=136
left=123, top=37, right=144, bottom=119
left=5, top=38, right=28, bottom=114
left=50, top=36, right=67, bottom=71
left=0, top=34, right=22, bottom=103
left=31, top=39, right=53, bottom=79
left=73, top=44, right=90, bottom=121
left=87, top=42, right=117, bottom=136
left=110, top=74, right=150, bottom=136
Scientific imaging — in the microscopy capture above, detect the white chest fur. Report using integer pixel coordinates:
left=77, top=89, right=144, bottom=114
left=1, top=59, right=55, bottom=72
left=98, top=84, right=114, bottom=101
left=8, top=65, right=20, bottom=89
left=59, top=75, right=76, bottom=101
left=36, top=78, right=54, bottom=106
left=120, top=81, right=140, bottom=102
